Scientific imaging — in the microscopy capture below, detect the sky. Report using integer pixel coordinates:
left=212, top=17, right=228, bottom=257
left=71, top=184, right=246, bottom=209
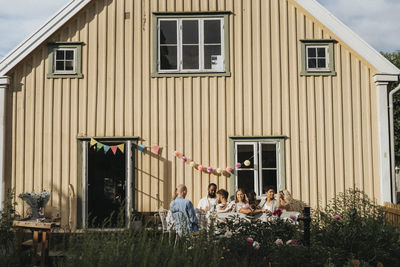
left=0, top=0, right=399, bottom=59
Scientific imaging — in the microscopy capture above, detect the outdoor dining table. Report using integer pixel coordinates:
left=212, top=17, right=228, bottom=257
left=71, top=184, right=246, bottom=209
left=13, top=219, right=60, bottom=267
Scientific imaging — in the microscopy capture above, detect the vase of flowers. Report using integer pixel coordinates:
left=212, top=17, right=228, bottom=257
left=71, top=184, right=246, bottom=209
left=18, top=191, right=50, bottom=220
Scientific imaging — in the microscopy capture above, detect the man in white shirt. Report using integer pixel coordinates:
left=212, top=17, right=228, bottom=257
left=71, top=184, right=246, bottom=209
left=197, top=183, right=217, bottom=212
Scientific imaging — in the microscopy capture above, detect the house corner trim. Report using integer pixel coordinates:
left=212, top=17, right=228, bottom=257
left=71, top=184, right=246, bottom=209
left=374, top=73, right=398, bottom=204
left=0, top=76, right=10, bottom=211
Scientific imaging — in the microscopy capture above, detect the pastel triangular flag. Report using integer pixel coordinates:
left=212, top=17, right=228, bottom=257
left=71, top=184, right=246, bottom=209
left=96, top=142, right=104, bottom=151
left=152, top=146, right=160, bottom=155
left=111, top=146, right=118, bottom=155
left=90, top=138, right=97, bottom=147
left=117, top=144, right=125, bottom=153
left=103, top=145, right=111, bottom=154
left=138, top=144, right=146, bottom=152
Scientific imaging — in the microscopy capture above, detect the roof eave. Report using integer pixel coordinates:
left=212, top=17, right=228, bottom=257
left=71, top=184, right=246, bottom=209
left=295, top=0, right=400, bottom=75
left=0, top=0, right=92, bottom=76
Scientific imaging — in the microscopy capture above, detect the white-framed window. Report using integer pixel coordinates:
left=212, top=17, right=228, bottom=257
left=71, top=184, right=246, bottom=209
left=234, top=141, right=281, bottom=196
left=53, top=48, right=77, bottom=74
left=47, top=42, right=83, bottom=78
left=306, top=45, right=329, bottom=71
left=157, top=17, right=225, bottom=73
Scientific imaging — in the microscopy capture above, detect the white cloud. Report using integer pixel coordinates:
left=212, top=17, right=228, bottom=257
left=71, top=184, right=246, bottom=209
left=0, top=0, right=68, bottom=58
left=317, top=0, right=400, bottom=52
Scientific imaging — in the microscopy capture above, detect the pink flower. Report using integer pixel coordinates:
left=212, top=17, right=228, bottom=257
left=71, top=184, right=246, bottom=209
left=290, top=215, right=297, bottom=221
left=361, top=221, right=366, bottom=227
left=275, top=239, right=283, bottom=245
left=273, top=208, right=282, bottom=216
left=235, top=162, right=242, bottom=168
left=333, top=215, right=342, bottom=221
left=224, top=231, right=232, bottom=238
left=181, top=156, right=187, bottom=162
left=247, top=237, right=254, bottom=243
left=252, top=241, right=260, bottom=249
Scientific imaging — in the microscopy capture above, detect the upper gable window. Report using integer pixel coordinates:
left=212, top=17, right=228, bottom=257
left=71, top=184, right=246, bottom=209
left=47, top=43, right=83, bottom=79
left=300, top=40, right=336, bottom=76
left=152, top=13, right=230, bottom=77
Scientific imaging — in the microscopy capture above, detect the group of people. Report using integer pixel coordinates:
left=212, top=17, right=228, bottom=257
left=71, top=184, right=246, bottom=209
left=168, top=183, right=293, bottom=235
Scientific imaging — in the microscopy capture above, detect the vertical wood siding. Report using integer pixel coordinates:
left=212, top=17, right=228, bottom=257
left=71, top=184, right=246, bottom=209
left=5, top=0, right=381, bottom=227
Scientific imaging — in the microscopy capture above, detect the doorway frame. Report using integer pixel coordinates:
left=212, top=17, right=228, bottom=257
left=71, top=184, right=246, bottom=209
left=77, top=136, right=138, bottom=229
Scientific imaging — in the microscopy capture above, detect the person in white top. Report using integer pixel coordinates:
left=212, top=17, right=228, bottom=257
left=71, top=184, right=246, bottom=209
left=216, top=189, right=234, bottom=213
left=197, top=183, right=217, bottom=212
left=262, top=185, right=277, bottom=213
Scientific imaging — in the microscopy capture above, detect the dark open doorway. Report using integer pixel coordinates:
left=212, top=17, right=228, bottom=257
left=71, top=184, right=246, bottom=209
left=87, top=143, right=126, bottom=228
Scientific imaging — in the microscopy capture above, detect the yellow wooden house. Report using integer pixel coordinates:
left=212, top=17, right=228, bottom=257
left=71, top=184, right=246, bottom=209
left=0, top=0, right=399, bottom=228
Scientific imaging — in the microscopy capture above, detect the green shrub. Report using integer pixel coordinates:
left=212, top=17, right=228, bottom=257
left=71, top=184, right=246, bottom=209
left=0, top=189, right=21, bottom=267
left=311, top=188, right=400, bottom=266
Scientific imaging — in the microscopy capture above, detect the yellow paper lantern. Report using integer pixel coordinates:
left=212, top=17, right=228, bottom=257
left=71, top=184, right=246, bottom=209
left=244, top=160, right=251, bottom=167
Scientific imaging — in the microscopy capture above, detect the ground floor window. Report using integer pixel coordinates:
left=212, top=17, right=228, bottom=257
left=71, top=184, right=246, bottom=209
left=233, top=138, right=285, bottom=196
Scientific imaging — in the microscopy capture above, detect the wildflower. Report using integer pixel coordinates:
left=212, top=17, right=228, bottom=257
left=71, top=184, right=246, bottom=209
left=361, top=221, right=366, bottom=227
left=290, top=215, right=297, bottom=221
left=333, top=215, right=342, bottom=221
left=224, top=231, right=232, bottom=238
left=286, top=240, right=292, bottom=245
left=247, top=237, right=254, bottom=243
left=252, top=241, right=260, bottom=249
left=188, top=246, right=193, bottom=250
left=275, top=239, right=283, bottom=245
left=272, top=208, right=282, bottom=216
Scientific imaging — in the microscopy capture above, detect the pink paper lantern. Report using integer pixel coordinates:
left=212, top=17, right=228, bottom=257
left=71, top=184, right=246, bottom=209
left=235, top=162, right=242, bottom=168
left=207, top=167, right=213, bottom=173
left=198, top=165, right=204, bottom=171
left=181, top=156, right=187, bottom=162
left=173, top=151, right=180, bottom=157
left=226, top=166, right=233, bottom=173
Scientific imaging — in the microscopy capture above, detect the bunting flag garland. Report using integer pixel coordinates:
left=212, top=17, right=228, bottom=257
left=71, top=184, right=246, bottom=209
left=152, top=146, right=161, bottom=155
left=103, top=145, right=111, bottom=154
left=138, top=144, right=147, bottom=152
left=90, top=138, right=97, bottom=147
left=111, top=146, right=118, bottom=155
left=96, top=142, right=104, bottom=151
left=117, top=144, right=125, bottom=153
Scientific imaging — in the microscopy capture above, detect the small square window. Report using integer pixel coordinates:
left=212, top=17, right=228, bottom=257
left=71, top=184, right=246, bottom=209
left=47, top=43, right=83, bottom=79
left=300, top=40, right=336, bottom=76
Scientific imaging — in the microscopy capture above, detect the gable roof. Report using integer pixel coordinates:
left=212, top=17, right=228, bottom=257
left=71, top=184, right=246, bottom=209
left=0, top=0, right=399, bottom=76
left=295, top=0, right=400, bottom=75
left=0, top=0, right=92, bottom=76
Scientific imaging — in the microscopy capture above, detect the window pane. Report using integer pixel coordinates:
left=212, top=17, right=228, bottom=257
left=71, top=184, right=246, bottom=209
left=160, top=20, right=177, bottom=44
left=308, top=58, right=316, bottom=69
left=307, top=47, right=316, bottom=57
left=262, top=170, right=277, bottom=192
left=65, top=60, right=74, bottom=71
left=56, top=61, right=64, bottom=71
left=204, top=20, right=221, bottom=44
left=237, top=145, right=254, bottom=169
left=261, top=144, right=276, bottom=168
left=56, top=50, right=64, bottom=60
left=182, top=45, right=199, bottom=69
left=65, top=50, right=74, bottom=60
left=237, top=170, right=255, bottom=195
left=317, top=47, right=326, bottom=57
left=318, top=59, right=326, bottom=68
left=182, top=20, right=198, bottom=44
left=204, top=45, right=221, bottom=69
left=160, top=46, right=177, bottom=70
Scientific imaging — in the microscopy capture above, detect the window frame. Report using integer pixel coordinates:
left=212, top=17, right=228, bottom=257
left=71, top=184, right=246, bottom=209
left=229, top=137, right=286, bottom=198
left=300, top=40, right=336, bottom=76
left=47, top=42, right=83, bottom=79
left=152, top=12, right=231, bottom=77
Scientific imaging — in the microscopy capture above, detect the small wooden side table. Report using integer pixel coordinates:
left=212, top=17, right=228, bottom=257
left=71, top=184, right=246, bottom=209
left=13, top=220, right=60, bottom=267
